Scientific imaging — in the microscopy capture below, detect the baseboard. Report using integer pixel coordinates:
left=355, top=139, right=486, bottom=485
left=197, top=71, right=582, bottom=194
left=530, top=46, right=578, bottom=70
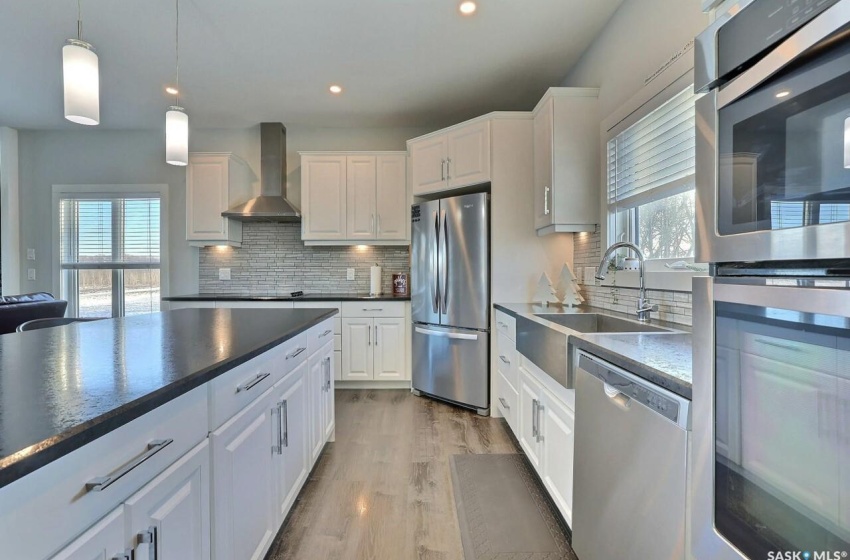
left=335, top=380, right=412, bottom=390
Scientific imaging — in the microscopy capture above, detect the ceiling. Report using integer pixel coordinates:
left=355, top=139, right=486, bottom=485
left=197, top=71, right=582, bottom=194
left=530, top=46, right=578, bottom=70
left=0, top=0, right=623, bottom=130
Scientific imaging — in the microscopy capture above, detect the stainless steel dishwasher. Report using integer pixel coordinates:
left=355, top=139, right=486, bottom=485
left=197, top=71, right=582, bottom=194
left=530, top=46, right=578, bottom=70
left=573, top=350, right=690, bottom=560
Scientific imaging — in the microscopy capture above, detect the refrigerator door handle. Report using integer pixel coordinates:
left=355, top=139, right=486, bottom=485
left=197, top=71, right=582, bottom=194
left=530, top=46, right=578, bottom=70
left=432, top=210, right=440, bottom=314
left=442, top=209, right=449, bottom=314
left=415, top=326, right=479, bottom=341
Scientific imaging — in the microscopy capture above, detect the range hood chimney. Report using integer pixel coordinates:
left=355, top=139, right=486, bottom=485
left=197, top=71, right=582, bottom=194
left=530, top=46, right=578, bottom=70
left=222, top=123, right=301, bottom=222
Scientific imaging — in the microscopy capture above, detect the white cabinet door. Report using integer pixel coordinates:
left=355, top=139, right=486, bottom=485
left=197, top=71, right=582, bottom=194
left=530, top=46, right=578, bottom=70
left=740, top=354, right=841, bottom=523
left=52, top=506, right=127, bottom=560
left=307, top=349, right=326, bottom=464
left=373, top=318, right=406, bottom=381
left=518, top=367, right=543, bottom=469
left=187, top=155, right=231, bottom=242
left=376, top=155, right=408, bottom=241
left=274, top=362, right=309, bottom=520
left=541, top=392, right=575, bottom=526
left=345, top=155, right=377, bottom=240
left=447, top=120, right=490, bottom=189
left=409, top=135, right=448, bottom=196
left=322, top=344, right=336, bottom=441
left=125, top=440, right=211, bottom=560
left=301, top=155, right=347, bottom=240
left=211, top=388, right=277, bottom=560
left=533, top=98, right=554, bottom=231
left=342, top=318, right=373, bottom=380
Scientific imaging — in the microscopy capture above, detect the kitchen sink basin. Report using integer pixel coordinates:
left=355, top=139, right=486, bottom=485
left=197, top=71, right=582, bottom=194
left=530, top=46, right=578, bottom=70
left=533, top=313, right=673, bottom=334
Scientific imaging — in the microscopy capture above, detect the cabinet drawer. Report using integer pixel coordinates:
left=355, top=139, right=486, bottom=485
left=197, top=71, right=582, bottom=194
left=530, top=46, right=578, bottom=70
left=281, top=333, right=309, bottom=376
left=0, top=386, right=207, bottom=560
left=496, top=332, right=518, bottom=391
left=341, top=301, right=406, bottom=318
left=497, top=370, right=519, bottom=434
left=495, top=310, right=516, bottom=340
left=209, top=352, right=277, bottom=430
left=307, top=318, right=336, bottom=357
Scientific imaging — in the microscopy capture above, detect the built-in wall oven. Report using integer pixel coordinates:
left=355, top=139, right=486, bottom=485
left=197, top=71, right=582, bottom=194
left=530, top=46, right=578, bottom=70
left=693, top=1, right=850, bottom=559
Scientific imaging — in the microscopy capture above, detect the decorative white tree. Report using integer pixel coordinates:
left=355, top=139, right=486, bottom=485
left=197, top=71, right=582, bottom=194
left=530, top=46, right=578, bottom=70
left=556, top=263, right=585, bottom=307
left=533, top=273, right=559, bottom=306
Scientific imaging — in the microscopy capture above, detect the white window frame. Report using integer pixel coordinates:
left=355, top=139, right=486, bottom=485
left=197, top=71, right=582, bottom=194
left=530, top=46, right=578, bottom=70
left=598, top=70, right=703, bottom=292
left=52, top=184, right=169, bottom=316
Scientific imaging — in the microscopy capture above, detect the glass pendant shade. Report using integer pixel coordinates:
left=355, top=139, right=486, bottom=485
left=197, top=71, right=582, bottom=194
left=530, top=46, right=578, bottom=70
left=165, top=106, right=189, bottom=166
left=845, top=116, right=850, bottom=169
left=62, top=39, right=100, bottom=125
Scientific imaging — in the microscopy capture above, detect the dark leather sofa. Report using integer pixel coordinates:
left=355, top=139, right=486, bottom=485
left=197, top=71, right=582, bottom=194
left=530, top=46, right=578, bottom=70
left=0, top=292, right=68, bottom=335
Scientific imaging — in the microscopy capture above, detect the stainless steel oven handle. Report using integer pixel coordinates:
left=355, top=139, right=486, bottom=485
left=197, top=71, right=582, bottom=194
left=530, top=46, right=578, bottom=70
left=717, top=0, right=850, bottom=108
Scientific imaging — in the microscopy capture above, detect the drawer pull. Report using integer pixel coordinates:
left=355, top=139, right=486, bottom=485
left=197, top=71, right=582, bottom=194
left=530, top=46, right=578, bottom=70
left=362, top=308, right=384, bottom=312
left=286, top=347, right=307, bottom=360
left=499, top=397, right=510, bottom=410
left=236, top=372, right=271, bottom=393
left=137, top=526, right=157, bottom=560
left=319, top=329, right=333, bottom=338
left=498, top=321, right=507, bottom=328
left=499, top=355, right=510, bottom=365
left=754, top=338, right=803, bottom=352
left=86, top=439, right=173, bottom=492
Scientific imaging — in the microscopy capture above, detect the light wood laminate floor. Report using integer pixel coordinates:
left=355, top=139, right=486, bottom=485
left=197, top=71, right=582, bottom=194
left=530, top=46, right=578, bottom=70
left=266, top=389, right=520, bottom=560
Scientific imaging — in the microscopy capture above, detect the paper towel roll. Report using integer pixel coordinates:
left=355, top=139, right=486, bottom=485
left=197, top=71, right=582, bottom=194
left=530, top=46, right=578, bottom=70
left=370, top=265, right=382, bottom=295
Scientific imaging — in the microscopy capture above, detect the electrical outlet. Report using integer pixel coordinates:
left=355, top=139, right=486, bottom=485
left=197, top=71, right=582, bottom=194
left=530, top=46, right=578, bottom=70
left=27, top=268, right=36, bottom=281
left=584, top=267, right=597, bottom=285
left=347, top=268, right=355, bottom=281
left=219, top=268, right=231, bottom=281
left=26, top=249, right=35, bottom=261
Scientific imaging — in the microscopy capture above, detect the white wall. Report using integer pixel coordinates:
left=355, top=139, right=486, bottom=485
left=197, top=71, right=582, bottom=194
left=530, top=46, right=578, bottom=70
left=16, top=124, right=434, bottom=297
left=0, top=127, right=21, bottom=296
left=561, top=0, right=708, bottom=120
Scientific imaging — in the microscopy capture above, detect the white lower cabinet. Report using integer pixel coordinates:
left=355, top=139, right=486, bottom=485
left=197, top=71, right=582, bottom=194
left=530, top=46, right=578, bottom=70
left=274, top=363, right=310, bottom=519
left=342, top=318, right=374, bottom=380
left=308, top=340, right=336, bottom=463
left=341, top=317, right=407, bottom=381
left=374, top=318, right=406, bottom=381
left=515, top=362, right=575, bottom=526
left=211, top=387, right=277, bottom=560
left=52, top=507, right=128, bottom=560
left=125, top=439, right=211, bottom=560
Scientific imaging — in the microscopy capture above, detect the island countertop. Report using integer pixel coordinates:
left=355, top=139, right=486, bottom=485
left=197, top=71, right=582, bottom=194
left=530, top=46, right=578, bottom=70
left=0, top=307, right=337, bottom=489
left=163, top=292, right=411, bottom=302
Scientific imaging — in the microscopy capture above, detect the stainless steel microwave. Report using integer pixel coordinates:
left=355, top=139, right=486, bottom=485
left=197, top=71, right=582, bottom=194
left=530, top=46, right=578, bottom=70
left=695, top=0, right=850, bottom=264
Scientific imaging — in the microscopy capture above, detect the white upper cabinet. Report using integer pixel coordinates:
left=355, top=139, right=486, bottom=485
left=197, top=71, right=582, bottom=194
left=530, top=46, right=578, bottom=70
left=186, top=153, right=252, bottom=247
left=376, top=155, right=409, bottom=240
left=532, top=88, right=600, bottom=235
left=301, top=152, right=408, bottom=245
left=409, top=118, right=491, bottom=196
left=346, top=155, right=378, bottom=240
left=301, top=155, right=348, bottom=241
left=447, top=120, right=491, bottom=189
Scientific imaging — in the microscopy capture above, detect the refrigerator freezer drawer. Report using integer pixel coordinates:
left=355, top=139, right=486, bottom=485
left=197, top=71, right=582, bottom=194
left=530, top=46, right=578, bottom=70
left=412, top=324, right=490, bottom=410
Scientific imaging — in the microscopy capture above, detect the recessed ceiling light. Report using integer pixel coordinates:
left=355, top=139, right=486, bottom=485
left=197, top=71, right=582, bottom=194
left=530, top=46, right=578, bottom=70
left=775, top=90, right=791, bottom=98
left=165, top=86, right=179, bottom=95
left=459, top=1, right=477, bottom=15
left=329, top=85, right=343, bottom=94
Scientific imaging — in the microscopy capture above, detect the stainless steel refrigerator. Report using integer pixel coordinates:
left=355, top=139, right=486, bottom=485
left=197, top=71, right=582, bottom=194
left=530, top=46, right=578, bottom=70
left=411, top=192, right=490, bottom=415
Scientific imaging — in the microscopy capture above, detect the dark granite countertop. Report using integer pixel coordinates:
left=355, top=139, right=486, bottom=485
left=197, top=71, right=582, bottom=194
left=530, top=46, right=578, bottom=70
left=494, top=303, right=692, bottom=399
left=0, top=307, right=336, bottom=489
left=163, top=292, right=411, bottom=302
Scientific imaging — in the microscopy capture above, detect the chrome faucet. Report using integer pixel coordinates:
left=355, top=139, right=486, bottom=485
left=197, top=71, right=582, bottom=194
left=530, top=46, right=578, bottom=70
left=595, top=242, right=658, bottom=323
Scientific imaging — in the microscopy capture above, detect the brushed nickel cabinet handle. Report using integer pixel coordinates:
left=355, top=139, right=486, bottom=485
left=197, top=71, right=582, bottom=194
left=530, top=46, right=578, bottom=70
left=282, top=400, right=289, bottom=448
left=499, top=355, right=510, bottom=365
left=499, top=397, right=510, bottom=410
left=286, top=347, right=307, bottom=360
left=236, top=372, right=271, bottom=393
left=320, top=329, right=333, bottom=338
left=86, top=439, right=173, bottom=492
left=137, top=526, right=157, bottom=560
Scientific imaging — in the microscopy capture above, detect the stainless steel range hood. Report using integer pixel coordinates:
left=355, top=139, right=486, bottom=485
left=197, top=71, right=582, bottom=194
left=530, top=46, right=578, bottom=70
left=222, top=123, right=301, bottom=222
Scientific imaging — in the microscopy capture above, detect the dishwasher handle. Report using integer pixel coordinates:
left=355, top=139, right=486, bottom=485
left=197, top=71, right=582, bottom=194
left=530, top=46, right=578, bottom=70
left=603, top=383, right=632, bottom=410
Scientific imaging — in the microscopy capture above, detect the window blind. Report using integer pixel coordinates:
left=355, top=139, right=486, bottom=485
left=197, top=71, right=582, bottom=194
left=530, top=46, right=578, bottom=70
left=59, top=195, right=161, bottom=270
left=608, top=87, right=697, bottom=208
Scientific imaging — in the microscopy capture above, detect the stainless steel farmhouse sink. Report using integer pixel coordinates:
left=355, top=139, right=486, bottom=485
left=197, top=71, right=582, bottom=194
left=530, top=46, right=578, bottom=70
left=515, top=312, right=676, bottom=390
left=533, top=313, right=673, bottom=334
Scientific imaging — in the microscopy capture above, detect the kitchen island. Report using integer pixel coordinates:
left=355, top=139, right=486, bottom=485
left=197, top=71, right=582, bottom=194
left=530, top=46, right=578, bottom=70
left=0, top=307, right=338, bottom=560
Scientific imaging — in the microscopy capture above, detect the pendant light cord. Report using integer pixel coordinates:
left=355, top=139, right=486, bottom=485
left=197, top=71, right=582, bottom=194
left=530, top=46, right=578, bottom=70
left=77, top=0, right=82, bottom=40
left=175, top=0, right=180, bottom=105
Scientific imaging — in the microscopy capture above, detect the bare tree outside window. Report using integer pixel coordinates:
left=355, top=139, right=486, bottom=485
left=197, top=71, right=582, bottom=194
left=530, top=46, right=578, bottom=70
left=636, top=190, right=695, bottom=259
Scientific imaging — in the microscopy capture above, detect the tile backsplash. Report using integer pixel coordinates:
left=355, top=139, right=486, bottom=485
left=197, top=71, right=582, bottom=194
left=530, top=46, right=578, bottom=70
left=573, top=229, right=692, bottom=326
left=199, top=223, right=410, bottom=295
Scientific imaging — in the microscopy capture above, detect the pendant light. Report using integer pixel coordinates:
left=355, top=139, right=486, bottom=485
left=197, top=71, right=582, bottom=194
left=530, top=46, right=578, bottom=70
left=166, top=0, right=188, bottom=166
left=62, top=0, right=100, bottom=125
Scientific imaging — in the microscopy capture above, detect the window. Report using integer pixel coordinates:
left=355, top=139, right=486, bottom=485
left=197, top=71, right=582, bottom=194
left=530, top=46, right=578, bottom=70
left=607, top=87, right=698, bottom=260
left=59, top=192, right=161, bottom=318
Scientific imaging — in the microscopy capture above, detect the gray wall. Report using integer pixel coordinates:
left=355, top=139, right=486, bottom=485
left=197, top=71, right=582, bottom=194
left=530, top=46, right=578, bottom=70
left=16, top=124, right=433, bottom=297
